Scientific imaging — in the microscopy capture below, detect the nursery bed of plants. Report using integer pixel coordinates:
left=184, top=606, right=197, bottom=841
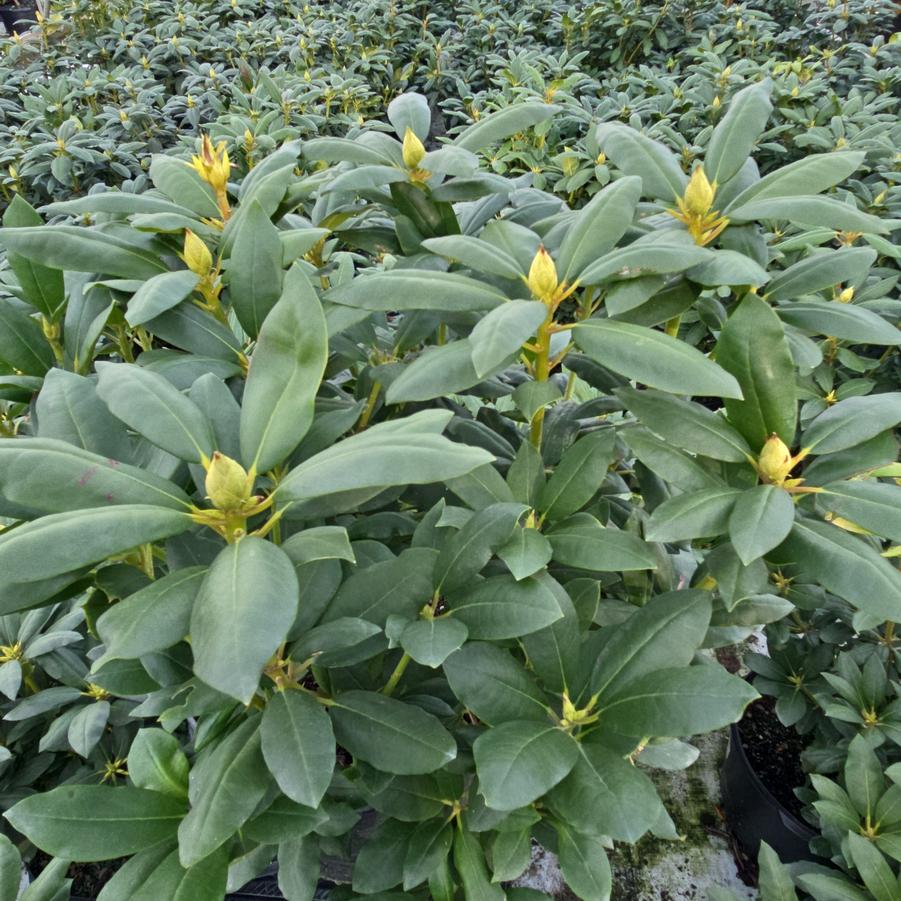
left=0, top=0, right=899, bottom=899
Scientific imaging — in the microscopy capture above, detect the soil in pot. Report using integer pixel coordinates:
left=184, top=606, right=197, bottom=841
left=736, top=696, right=807, bottom=821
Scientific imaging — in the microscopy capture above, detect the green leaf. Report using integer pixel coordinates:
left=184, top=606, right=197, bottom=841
left=281, top=526, right=355, bottom=565
left=96, top=363, right=215, bottom=463
left=129, top=847, right=228, bottom=901
left=327, top=270, right=507, bottom=312
left=240, top=265, right=328, bottom=474
left=443, top=642, right=549, bottom=724
left=149, top=155, right=220, bottom=217
left=547, top=518, right=656, bottom=571
left=126, top=270, right=201, bottom=327
left=555, top=821, right=612, bottom=901
left=0, top=226, right=167, bottom=279
left=757, top=841, right=799, bottom=901
left=243, top=796, right=327, bottom=845
left=556, top=177, right=643, bottom=283
left=497, top=527, right=553, bottom=580
left=802, top=394, right=901, bottom=454
left=774, top=517, right=901, bottom=621
left=387, top=91, right=431, bottom=140
left=767, top=248, right=876, bottom=302
left=261, top=690, right=335, bottom=809
left=574, top=320, right=742, bottom=398
left=0, top=300, right=54, bottom=375
left=450, top=574, right=563, bottom=639
left=725, top=152, right=865, bottom=210
left=796, top=873, right=870, bottom=901
left=548, top=742, right=662, bottom=842
left=0, top=505, right=190, bottom=588
left=616, top=387, right=751, bottom=462
left=0, top=438, right=191, bottom=513
left=847, top=833, right=896, bottom=901
left=491, top=828, right=532, bottom=882
left=278, top=411, right=493, bottom=503
left=474, top=720, right=578, bottom=810
left=591, top=589, right=712, bottom=699
left=817, top=481, right=901, bottom=542
left=452, top=826, right=505, bottom=901
left=400, top=618, right=469, bottom=668
left=68, top=701, right=110, bottom=757
left=454, top=101, right=559, bottom=152
left=278, top=836, right=320, bottom=901
left=191, top=538, right=299, bottom=703
left=330, top=691, right=457, bottom=775
left=705, top=80, right=772, bottom=186
left=128, top=729, right=189, bottom=799
left=5, top=786, right=185, bottom=861
left=715, top=293, right=797, bottom=448
left=352, top=820, right=411, bottom=894
left=779, top=301, right=901, bottom=346
left=469, top=300, right=548, bottom=377
left=730, top=197, right=887, bottom=235
left=645, top=487, right=742, bottom=542
left=403, top=820, right=453, bottom=890
left=387, top=339, right=500, bottom=404
left=578, top=234, right=713, bottom=285
left=178, top=717, right=271, bottom=867
left=728, top=485, right=795, bottom=565
left=595, top=123, right=687, bottom=200
left=96, top=566, right=205, bottom=664
left=227, top=199, right=284, bottom=336
left=506, top=439, right=546, bottom=507
left=539, top=430, right=616, bottom=521
left=0, top=835, right=20, bottom=901
left=422, top=235, right=523, bottom=280
left=95, top=843, right=175, bottom=901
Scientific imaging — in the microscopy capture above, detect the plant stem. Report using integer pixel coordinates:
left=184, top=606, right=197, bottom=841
left=529, top=313, right=553, bottom=449
left=382, top=652, right=411, bottom=696
left=356, top=381, right=381, bottom=431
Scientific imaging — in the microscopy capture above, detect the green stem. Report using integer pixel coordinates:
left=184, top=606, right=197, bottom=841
left=664, top=314, right=683, bottom=338
left=529, top=313, right=553, bottom=449
left=356, top=381, right=381, bottom=431
left=382, top=653, right=411, bottom=696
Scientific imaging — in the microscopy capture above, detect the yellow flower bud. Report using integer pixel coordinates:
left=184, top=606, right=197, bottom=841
left=190, top=134, right=231, bottom=193
left=683, top=166, right=716, bottom=217
left=837, top=287, right=854, bottom=303
left=757, top=434, right=794, bottom=486
left=402, top=126, right=426, bottom=170
left=527, top=245, right=558, bottom=303
left=183, top=229, right=212, bottom=276
left=205, top=452, right=254, bottom=512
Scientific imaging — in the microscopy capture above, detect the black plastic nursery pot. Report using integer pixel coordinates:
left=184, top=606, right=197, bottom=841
left=721, top=720, right=817, bottom=863
left=0, top=3, right=36, bottom=32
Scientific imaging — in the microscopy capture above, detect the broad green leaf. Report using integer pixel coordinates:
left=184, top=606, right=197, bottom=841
left=0, top=505, right=190, bottom=586
left=705, top=80, right=773, bottom=186
left=555, top=821, right=612, bottom=901
left=323, top=547, right=436, bottom=626
left=767, top=248, right=876, bottom=302
left=435, top=502, right=525, bottom=592
left=2, top=195, right=65, bottom=320
left=327, top=270, right=507, bottom=312
left=469, top=300, right=548, bottom=377
left=303, top=136, right=396, bottom=165
left=282, top=526, right=355, bottom=565
left=497, top=527, right=553, bottom=580
left=473, top=720, right=578, bottom=810
left=65, top=280, right=114, bottom=374
left=645, top=487, right=742, bottom=542
left=95, top=843, right=176, bottom=901
left=817, top=481, right=901, bottom=542
left=191, top=538, right=299, bottom=703
left=599, top=665, right=757, bottom=736
left=802, top=394, right=901, bottom=454
left=847, top=833, right=896, bottom=901
left=491, top=828, right=532, bottom=882
left=506, top=439, right=546, bottom=507
left=147, top=303, right=243, bottom=361
left=422, top=235, right=523, bottom=279
left=261, top=690, right=335, bottom=809
left=128, top=729, right=189, bottom=799
left=556, top=177, right=643, bottom=282
left=450, top=574, right=563, bottom=639
left=0, top=438, right=190, bottom=514
left=129, top=847, right=228, bottom=901
left=778, top=301, right=901, bottom=346
left=730, top=197, right=887, bottom=235
left=5, top=786, right=185, bottom=861
left=539, top=430, right=616, bottom=521
left=227, top=199, right=284, bottom=336
left=400, top=618, right=469, bottom=668
left=126, top=270, right=200, bottom=327
left=0, top=300, right=54, bottom=375
left=548, top=742, right=662, bottom=842
left=277, top=836, right=320, bottom=901
left=243, top=796, right=327, bottom=845
left=0, top=226, right=167, bottom=279
left=774, top=518, right=901, bottom=621
left=0, top=835, right=20, bottom=901
left=623, top=426, right=724, bottom=492
left=330, top=691, right=457, bottom=775
left=725, top=152, right=865, bottom=210
left=96, top=566, right=205, bottom=664
left=352, top=820, right=412, bottom=894
left=178, top=717, right=271, bottom=867
left=574, top=320, right=742, bottom=398
left=68, top=701, right=110, bottom=757
left=547, top=519, right=656, bottom=571
left=595, top=123, right=687, bottom=200
left=757, top=841, right=798, bottom=901
left=149, top=155, right=220, bottom=217
left=278, top=411, right=493, bottom=503
left=240, top=265, right=328, bottom=473
left=387, top=92, right=431, bottom=140
left=443, top=642, right=549, bottom=724
left=452, top=826, right=505, bottom=901
left=616, top=387, right=752, bottom=462
left=591, top=589, right=712, bottom=699
left=578, top=234, right=713, bottom=285
left=454, top=102, right=559, bottom=152
left=716, top=293, right=797, bottom=448
left=728, top=485, right=795, bottom=565
left=96, top=363, right=215, bottom=463
left=403, top=820, right=453, bottom=890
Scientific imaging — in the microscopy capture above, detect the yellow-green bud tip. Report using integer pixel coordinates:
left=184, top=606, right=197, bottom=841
left=183, top=229, right=212, bottom=276
left=205, top=452, right=254, bottom=512
left=757, top=434, right=794, bottom=485
left=682, top=166, right=716, bottom=216
left=527, top=245, right=558, bottom=302
left=402, top=126, right=426, bottom=170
